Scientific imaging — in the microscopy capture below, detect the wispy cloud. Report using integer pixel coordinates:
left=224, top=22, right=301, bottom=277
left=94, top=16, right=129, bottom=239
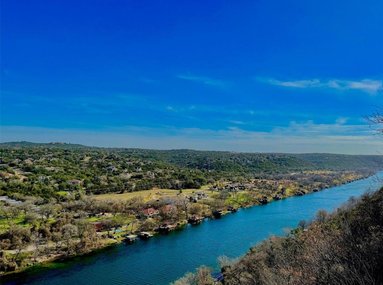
left=176, top=74, right=227, bottom=88
left=328, top=79, right=383, bottom=93
left=2, top=121, right=382, bottom=154
left=259, top=77, right=382, bottom=94
left=266, top=78, right=321, bottom=88
left=335, top=117, right=348, bottom=125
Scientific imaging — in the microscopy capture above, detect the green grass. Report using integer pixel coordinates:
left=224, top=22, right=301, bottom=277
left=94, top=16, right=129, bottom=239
left=225, top=192, right=253, bottom=207
left=87, top=216, right=102, bottom=222
left=92, top=187, right=211, bottom=202
left=0, top=214, right=27, bottom=233
left=56, top=191, right=68, bottom=196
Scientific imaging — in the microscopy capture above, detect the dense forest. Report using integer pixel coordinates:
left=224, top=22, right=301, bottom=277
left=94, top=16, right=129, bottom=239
left=173, top=187, right=383, bottom=285
left=1, top=142, right=382, bottom=276
left=1, top=142, right=382, bottom=198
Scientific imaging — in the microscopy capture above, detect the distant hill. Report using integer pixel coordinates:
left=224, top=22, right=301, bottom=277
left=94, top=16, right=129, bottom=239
left=0, top=141, right=90, bottom=149
left=1, top=141, right=383, bottom=173
left=295, top=153, right=383, bottom=171
left=1, top=142, right=382, bottom=198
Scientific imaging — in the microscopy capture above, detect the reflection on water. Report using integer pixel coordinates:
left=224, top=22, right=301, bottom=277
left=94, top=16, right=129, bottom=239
left=3, top=172, right=382, bottom=285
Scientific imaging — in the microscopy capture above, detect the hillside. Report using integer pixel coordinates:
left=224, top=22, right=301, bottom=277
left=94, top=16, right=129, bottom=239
left=1, top=142, right=382, bottom=276
left=1, top=142, right=382, bottom=198
left=222, top=187, right=383, bottom=285
left=295, top=153, right=383, bottom=171
left=173, top=187, right=383, bottom=285
left=2, top=142, right=383, bottom=172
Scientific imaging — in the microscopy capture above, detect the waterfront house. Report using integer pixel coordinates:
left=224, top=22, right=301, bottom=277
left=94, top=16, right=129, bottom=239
left=273, top=195, right=282, bottom=200
left=92, top=222, right=105, bottom=232
left=157, top=222, right=177, bottom=233
left=142, top=207, right=159, bottom=217
left=138, top=232, right=154, bottom=239
left=161, top=204, right=177, bottom=215
left=188, top=215, right=204, bottom=225
left=227, top=206, right=238, bottom=212
left=212, top=210, right=224, bottom=218
left=258, top=197, right=268, bottom=205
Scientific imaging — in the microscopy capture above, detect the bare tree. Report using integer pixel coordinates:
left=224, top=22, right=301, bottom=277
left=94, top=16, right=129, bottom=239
left=367, top=111, right=383, bottom=133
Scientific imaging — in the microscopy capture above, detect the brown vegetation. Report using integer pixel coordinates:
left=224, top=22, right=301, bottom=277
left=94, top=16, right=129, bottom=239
left=174, top=188, right=383, bottom=285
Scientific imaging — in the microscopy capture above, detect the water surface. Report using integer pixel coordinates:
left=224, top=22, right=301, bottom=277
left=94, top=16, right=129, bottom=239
left=3, top=172, right=382, bottom=285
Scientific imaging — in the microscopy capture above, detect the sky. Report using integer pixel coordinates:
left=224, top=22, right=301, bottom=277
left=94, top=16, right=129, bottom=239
left=1, top=0, right=383, bottom=154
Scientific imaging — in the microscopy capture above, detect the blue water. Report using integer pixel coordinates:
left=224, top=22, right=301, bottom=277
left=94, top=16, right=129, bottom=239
left=3, top=172, right=382, bottom=285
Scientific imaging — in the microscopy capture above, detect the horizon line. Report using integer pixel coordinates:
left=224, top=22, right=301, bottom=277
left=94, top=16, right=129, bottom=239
left=1, top=140, right=381, bottom=156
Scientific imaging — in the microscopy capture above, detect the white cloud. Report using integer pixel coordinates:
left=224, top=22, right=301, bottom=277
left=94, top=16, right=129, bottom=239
left=227, top=120, right=246, bottom=125
left=335, top=117, right=348, bottom=125
left=166, top=106, right=175, bottom=111
left=266, top=79, right=322, bottom=88
left=1, top=122, right=382, bottom=154
left=260, top=77, right=382, bottom=94
left=176, top=74, right=227, bottom=88
left=342, top=79, right=382, bottom=93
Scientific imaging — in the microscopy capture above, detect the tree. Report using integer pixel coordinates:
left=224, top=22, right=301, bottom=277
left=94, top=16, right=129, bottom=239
left=77, top=220, right=99, bottom=253
left=51, top=231, right=63, bottom=251
left=140, top=218, right=157, bottom=231
left=31, top=231, right=43, bottom=262
left=61, top=224, right=78, bottom=255
left=38, top=203, right=61, bottom=221
left=171, top=266, right=214, bottom=285
left=0, top=206, right=21, bottom=227
left=177, top=197, right=190, bottom=219
left=367, top=112, right=383, bottom=132
left=188, top=203, right=203, bottom=217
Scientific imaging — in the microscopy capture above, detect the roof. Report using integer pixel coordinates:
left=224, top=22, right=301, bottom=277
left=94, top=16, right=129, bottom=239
left=161, top=204, right=176, bottom=213
left=212, top=272, right=224, bottom=281
left=142, top=207, right=158, bottom=216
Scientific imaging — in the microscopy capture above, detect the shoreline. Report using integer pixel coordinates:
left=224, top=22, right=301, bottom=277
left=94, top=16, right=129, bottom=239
left=1, top=173, right=372, bottom=279
left=0, top=241, right=119, bottom=279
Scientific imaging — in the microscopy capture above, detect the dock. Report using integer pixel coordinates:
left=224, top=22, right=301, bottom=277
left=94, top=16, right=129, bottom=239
left=138, top=232, right=154, bottom=240
left=124, top=234, right=138, bottom=244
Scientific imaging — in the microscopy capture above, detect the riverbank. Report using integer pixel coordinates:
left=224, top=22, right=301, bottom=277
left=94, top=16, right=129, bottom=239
left=2, top=172, right=382, bottom=285
left=174, top=186, right=383, bottom=285
left=0, top=236, right=120, bottom=277
left=0, top=171, right=369, bottom=277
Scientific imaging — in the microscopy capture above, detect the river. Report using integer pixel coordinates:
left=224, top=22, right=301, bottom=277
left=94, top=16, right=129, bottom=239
left=2, top=172, right=382, bottom=285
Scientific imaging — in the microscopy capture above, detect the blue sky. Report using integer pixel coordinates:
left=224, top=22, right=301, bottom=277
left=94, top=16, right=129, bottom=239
left=1, top=0, right=383, bottom=153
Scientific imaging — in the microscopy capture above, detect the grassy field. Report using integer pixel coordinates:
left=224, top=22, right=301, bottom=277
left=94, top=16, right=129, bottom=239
left=0, top=213, right=26, bottom=234
left=91, top=185, right=212, bottom=202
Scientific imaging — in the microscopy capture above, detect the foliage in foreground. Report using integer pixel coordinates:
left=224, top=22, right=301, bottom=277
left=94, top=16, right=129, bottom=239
left=174, top=187, right=383, bottom=285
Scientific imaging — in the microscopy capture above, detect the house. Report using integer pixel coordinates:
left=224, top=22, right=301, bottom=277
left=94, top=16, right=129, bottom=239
left=92, top=222, right=105, bottom=232
left=161, top=204, right=177, bottom=215
left=0, top=196, right=22, bottom=206
left=157, top=222, right=177, bottom=233
left=106, top=165, right=118, bottom=172
left=188, top=192, right=208, bottom=203
left=142, top=207, right=159, bottom=217
left=212, top=210, right=224, bottom=218
left=189, top=196, right=198, bottom=203
left=188, top=215, right=204, bottom=225
left=68, top=179, right=82, bottom=186
left=212, top=272, right=224, bottom=282
left=258, top=197, right=268, bottom=205
left=95, top=212, right=113, bottom=218
left=195, top=192, right=207, bottom=199
left=227, top=206, right=238, bottom=212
